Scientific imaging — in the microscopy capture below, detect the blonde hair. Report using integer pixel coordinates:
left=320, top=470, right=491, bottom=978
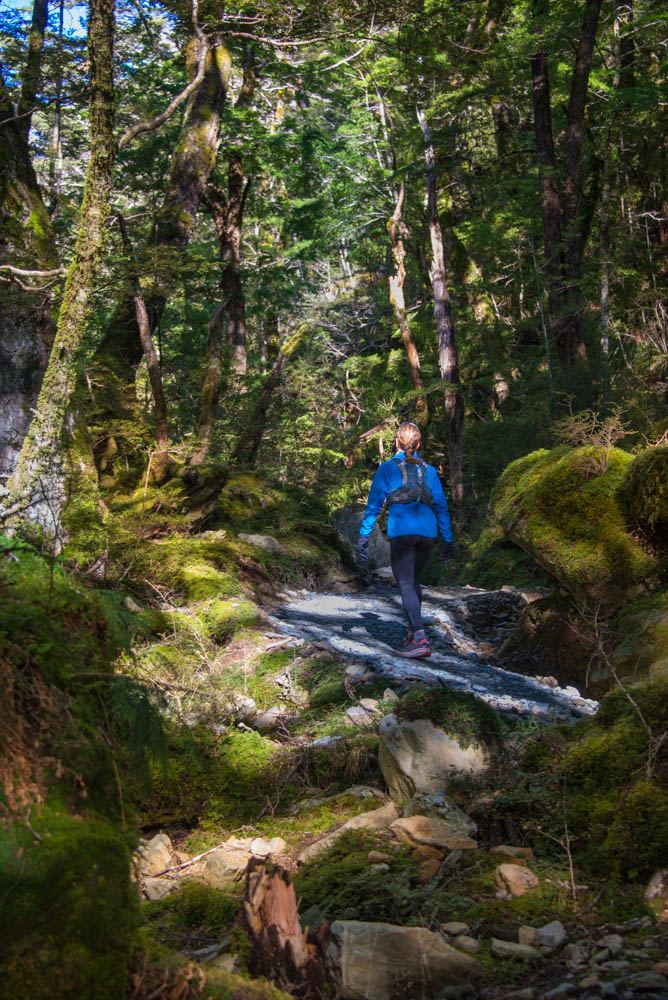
left=396, top=422, right=421, bottom=460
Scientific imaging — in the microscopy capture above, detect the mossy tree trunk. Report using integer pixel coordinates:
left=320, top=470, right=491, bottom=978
left=92, top=33, right=231, bottom=441
left=0, top=66, right=59, bottom=482
left=417, top=107, right=465, bottom=508
left=6, top=0, right=116, bottom=533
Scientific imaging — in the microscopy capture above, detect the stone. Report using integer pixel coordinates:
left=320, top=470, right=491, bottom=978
left=332, top=505, right=391, bottom=571
left=298, top=801, right=399, bottom=863
left=490, top=844, right=535, bottom=865
left=623, top=971, right=668, bottom=991
left=327, top=919, right=482, bottom=999
left=645, top=870, right=668, bottom=922
left=419, top=859, right=442, bottom=881
left=249, top=836, right=286, bottom=857
left=382, top=688, right=399, bottom=704
left=502, top=991, right=534, bottom=1000
left=227, top=694, right=257, bottom=722
left=518, top=926, right=538, bottom=947
left=404, top=793, right=477, bottom=836
left=252, top=705, right=285, bottom=731
left=371, top=863, right=390, bottom=873
left=368, top=851, right=392, bottom=864
left=454, top=935, right=480, bottom=955
left=143, top=877, right=177, bottom=901
left=124, top=595, right=142, bottom=613
left=346, top=705, right=377, bottom=728
left=541, top=985, right=575, bottom=1000
left=134, top=833, right=172, bottom=876
left=238, top=533, right=286, bottom=554
left=652, top=961, right=668, bottom=976
left=441, top=922, right=470, bottom=936
left=203, top=847, right=251, bottom=886
left=491, top=939, right=540, bottom=960
left=379, top=713, right=488, bottom=801
left=578, top=978, right=600, bottom=991
left=536, top=920, right=567, bottom=953
left=412, top=845, right=445, bottom=863
left=359, top=698, right=379, bottom=710
left=494, top=864, right=539, bottom=897
left=562, top=943, right=587, bottom=966
left=390, top=815, right=478, bottom=852
left=597, top=933, right=624, bottom=956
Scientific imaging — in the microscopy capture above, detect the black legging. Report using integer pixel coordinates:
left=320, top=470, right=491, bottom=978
left=390, top=534, right=435, bottom=632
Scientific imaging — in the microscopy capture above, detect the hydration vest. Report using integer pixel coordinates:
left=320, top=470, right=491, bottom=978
left=386, top=456, right=434, bottom=506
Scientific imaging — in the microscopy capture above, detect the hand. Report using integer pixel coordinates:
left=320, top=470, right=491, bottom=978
left=357, top=536, right=370, bottom=565
left=440, top=540, right=456, bottom=570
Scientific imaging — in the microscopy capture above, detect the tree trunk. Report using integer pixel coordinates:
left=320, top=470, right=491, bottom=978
left=188, top=305, right=223, bottom=466
left=231, top=350, right=287, bottom=467
left=244, top=859, right=324, bottom=999
left=388, top=182, right=428, bottom=425
left=6, top=0, right=116, bottom=531
left=416, top=107, right=465, bottom=507
left=17, top=0, right=49, bottom=140
left=0, top=67, right=58, bottom=481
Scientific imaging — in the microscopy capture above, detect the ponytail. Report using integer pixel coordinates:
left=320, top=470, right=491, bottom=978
left=396, top=422, right=421, bottom=463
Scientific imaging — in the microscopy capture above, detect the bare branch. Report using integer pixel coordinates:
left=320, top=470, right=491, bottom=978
left=0, top=265, right=65, bottom=278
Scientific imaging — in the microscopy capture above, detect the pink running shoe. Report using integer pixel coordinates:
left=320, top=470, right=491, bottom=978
left=398, top=637, right=431, bottom=658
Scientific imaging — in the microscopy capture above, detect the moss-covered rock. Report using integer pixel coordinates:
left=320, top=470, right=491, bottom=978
left=612, top=592, right=668, bottom=680
left=491, top=445, right=658, bottom=609
left=617, top=446, right=668, bottom=553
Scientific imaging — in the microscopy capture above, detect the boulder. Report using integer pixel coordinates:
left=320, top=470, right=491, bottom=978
left=332, top=505, right=391, bottom=570
left=494, top=864, right=539, bottom=897
left=203, top=847, right=251, bottom=886
left=143, top=877, right=177, bottom=901
left=645, top=869, right=668, bottom=922
left=518, top=926, right=538, bottom=947
left=298, top=801, right=399, bottom=863
left=378, top=714, right=488, bottom=801
left=134, top=833, right=172, bottom=877
left=536, top=920, right=567, bottom=953
left=489, top=844, right=535, bottom=865
left=346, top=705, right=377, bottom=728
left=441, top=922, right=470, bottom=936
left=238, top=533, right=286, bottom=554
left=327, top=920, right=482, bottom=999
left=454, top=935, right=480, bottom=955
left=491, top=938, right=540, bottom=960
left=252, top=705, right=285, bottom=731
left=390, top=815, right=477, bottom=852
left=419, top=859, right=442, bottom=881
left=249, top=836, right=286, bottom=858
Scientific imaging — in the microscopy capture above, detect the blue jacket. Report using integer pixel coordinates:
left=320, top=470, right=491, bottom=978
left=359, top=452, right=453, bottom=541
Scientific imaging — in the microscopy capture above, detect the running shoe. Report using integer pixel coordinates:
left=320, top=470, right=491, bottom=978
left=401, top=630, right=414, bottom=649
left=398, top=637, right=430, bottom=658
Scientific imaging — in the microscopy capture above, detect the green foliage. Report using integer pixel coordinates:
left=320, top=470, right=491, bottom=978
left=617, top=446, right=668, bottom=553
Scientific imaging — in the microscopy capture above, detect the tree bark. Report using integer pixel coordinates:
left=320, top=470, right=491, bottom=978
left=416, top=107, right=465, bottom=507
left=388, top=182, right=428, bottom=425
left=188, top=304, right=224, bottom=466
left=231, top=350, right=287, bottom=467
left=17, top=0, right=49, bottom=141
left=6, top=0, right=116, bottom=530
left=0, top=66, right=58, bottom=481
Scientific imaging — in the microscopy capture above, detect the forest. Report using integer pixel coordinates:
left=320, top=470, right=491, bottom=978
left=0, top=0, right=667, bottom=996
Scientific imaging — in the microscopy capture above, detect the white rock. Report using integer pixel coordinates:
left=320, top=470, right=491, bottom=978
left=203, top=847, right=251, bottom=886
left=238, top=533, right=286, bottom=554
left=536, top=920, right=567, bottom=952
left=494, top=864, right=539, bottom=897
left=134, top=833, right=172, bottom=876
left=518, top=926, right=538, bottom=946
left=346, top=705, right=377, bottom=727
left=390, top=815, right=478, bottom=852
left=143, top=877, right=177, bottom=901
left=252, top=705, right=284, bottom=730
left=249, top=836, right=286, bottom=857
left=491, top=938, right=540, bottom=960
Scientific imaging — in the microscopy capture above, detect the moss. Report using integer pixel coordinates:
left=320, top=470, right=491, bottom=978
left=491, top=445, right=658, bottom=608
left=617, top=446, right=668, bottom=553
left=0, top=799, right=137, bottom=1000
left=394, top=685, right=505, bottom=749
left=463, top=522, right=550, bottom=591
left=202, top=598, right=259, bottom=642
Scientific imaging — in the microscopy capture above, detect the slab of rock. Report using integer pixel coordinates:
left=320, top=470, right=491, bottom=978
left=419, top=859, right=442, bottom=881
left=203, top=847, right=251, bottom=886
left=494, top=864, right=539, bottom=897
left=346, top=705, right=377, bottom=728
left=298, top=801, right=399, bottom=863
left=238, top=533, right=286, bottom=554
left=454, top=935, right=480, bottom=955
left=491, top=938, right=540, bottom=960
left=328, top=919, right=482, bottom=999
left=379, top=714, right=488, bottom=801
left=490, top=844, right=535, bottom=865
left=441, top=922, right=470, bottom=936
left=134, top=833, right=172, bottom=876
left=143, top=877, right=177, bottom=901
left=412, top=845, right=445, bottom=863
left=332, top=505, right=391, bottom=570
left=404, top=793, right=477, bottom=836
left=518, top=926, right=537, bottom=946
left=391, top=815, right=477, bottom=852
left=536, top=920, right=567, bottom=953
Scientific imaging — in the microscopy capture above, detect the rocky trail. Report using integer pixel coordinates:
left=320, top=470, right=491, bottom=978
left=271, top=579, right=598, bottom=721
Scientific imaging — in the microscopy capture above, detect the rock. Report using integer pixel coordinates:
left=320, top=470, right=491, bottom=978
left=346, top=705, right=377, bottom=728
left=249, top=836, right=286, bottom=858
left=494, top=864, right=539, bottom=897
left=252, top=705, right=285, bottom=731
left=623, top=971, right=668, bottom=991
left=382, top=688, right=399, bottom=704
left=327, top=919, right=482, bottom=999
left=238, top=532, right=286, bottom=554
left=404, top=793, right=477, bottom=836
left=226, top=693, right=257, bottom=722
left=518, top=926, right=538, bottom=946
left=412, top=845, right=445, bottom=863
left=359, top=698, right=379, bottom=710
left=502, top=991, right=534, bottom=1000
left=124, top=595, right=142, bottom=613
left=490, top=844, right=535, bottom=865
left=332, top=505, right=391, bottom=570
left=578, top=977, right=600, bottom=991
left=597, top=933, right=624, bottom=957
left=203, top=847, right=251, bottom=886
left=645, top=870, right=668, bottom=922
left=653, top=961, right=668, bottom=975
left=134, top=833, right=172, bottom=876
left=536, top=920, right=567, bottom=953
left=143, top=877, right=176, bottom=901
left=419, top=859, right=442, bottom=881
left=562, top=942, right=587, bottom=966
left=541, top=985, right=576, bottom=1000
left=368, top=851, right=392, bottom=864
left=390, top=815, right=478, bottom=852
left=298, top=801, right=399, bottom=863
left=372, top=863, right=390, bottom=873
left=346, top=785, right=386, bottom=800
left=491, top=938, right=540, bottom=960
left=454, top=935, right=480, bottom=955
left=441, top=922, right=470, bottom=936
left=379, top=714, right=488, bottom=801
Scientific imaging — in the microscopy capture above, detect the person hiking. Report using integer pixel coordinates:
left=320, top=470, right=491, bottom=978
left=357, top=422, right=454, bottom=658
